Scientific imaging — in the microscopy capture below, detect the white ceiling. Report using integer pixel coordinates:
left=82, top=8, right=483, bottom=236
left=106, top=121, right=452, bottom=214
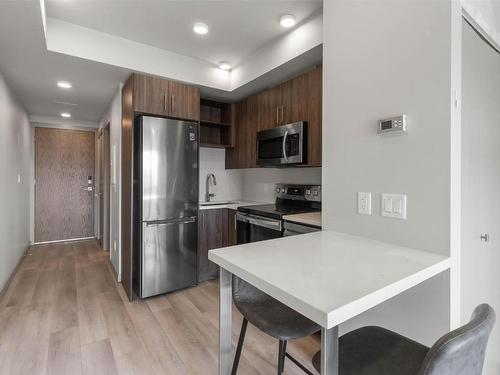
left=0, top=1, right=322, bottom=124
left=46, top=0, right=322, bottom=68
left=0, top=1, right=130, bottom=123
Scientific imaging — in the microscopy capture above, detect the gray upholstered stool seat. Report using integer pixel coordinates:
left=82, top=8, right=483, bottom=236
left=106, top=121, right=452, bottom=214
left=234, top=296, right=320, bottom=341
left=312, top=326, right=429, bottom=375
left=312, top=304, right=495, bottom=375
left=232, top=277, right=320, bottom=374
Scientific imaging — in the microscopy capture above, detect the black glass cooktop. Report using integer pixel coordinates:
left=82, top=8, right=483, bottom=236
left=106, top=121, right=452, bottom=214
left=238, top=203, right=320, bottom=220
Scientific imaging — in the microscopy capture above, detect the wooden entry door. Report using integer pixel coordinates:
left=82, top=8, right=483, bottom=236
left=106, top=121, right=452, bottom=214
left=35, top=128, right=95, bottom=243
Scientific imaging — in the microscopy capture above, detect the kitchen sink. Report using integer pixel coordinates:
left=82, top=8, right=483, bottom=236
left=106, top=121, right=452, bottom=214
left=199, top=201, right=236, bottom=206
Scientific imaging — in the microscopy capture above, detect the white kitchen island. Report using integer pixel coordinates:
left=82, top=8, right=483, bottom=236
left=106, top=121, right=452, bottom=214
left=208, top=230, right=451, bottom=375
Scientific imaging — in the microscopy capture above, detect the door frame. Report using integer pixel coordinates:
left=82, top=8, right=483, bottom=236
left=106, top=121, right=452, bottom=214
left=30, top=123, right=99, bottom=244
left=97, top=123, right=111, bottom=250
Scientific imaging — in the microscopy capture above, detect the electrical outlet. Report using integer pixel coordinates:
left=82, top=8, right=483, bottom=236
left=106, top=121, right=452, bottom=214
left=358, top=192, right=372, bottom=215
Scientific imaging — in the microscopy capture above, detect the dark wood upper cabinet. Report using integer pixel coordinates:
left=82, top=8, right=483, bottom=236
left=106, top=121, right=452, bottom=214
left=307, top=66, right=322, bottom=166
left=282, top=72, right=309, bottom=125
left=225, top=96, right=258, bottom=169
left=226, top=65, right=322, bottom=169
left=226, top=100, right=246, bottom=169
left=133, top=74, right=170, bottom=116
left=168, top=80, right=200, bottom=121
left=131, top=73, right=200, bottom=121
left=245, top=95, right=259, bottom=168
left=258, top=85, right=282, bottom=130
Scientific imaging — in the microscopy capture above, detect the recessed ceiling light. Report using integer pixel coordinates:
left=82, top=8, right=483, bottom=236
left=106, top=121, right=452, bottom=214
left=218, top=62, right=231, bottom=71
left=280, top=14, right=296, bottom=28
left=193, top=22, right=208, bottom=35
left=52, top=100, right=78, bottom=106
left=60, top=112, right=71, bottom=118
left=57, top=81, right=72, bottom=89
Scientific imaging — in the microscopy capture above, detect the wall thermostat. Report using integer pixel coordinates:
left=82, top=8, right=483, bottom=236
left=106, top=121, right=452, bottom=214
left=378, top=115, right=407, bottom=134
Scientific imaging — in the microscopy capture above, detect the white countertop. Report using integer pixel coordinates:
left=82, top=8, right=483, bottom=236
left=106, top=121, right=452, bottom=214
left=209, top=230, right=451, bottom=329
left=199, top=200, right=265, bottom=211
left=283, top=212, right=321, bottom=227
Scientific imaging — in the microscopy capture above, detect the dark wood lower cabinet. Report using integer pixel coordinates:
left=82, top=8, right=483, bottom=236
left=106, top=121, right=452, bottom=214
left=228, top=209, right=237, bottom=246
left=198, top=208, right=229, bottom=282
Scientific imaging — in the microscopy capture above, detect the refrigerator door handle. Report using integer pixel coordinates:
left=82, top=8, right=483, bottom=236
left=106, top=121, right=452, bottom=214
left=145, top=216, right=197, bottom=227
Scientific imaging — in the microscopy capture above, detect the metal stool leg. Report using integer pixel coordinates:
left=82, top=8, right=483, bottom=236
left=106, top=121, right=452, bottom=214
left=278, top=340, right=285, bottom=374
left=231, top=318, right=248, bottom=375
left=281, top=341, right=287, bottom=373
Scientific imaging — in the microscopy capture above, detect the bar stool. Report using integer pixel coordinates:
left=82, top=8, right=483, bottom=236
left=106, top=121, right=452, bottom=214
left=231, top=277, right=320, bottom=375
left=312, top=303, right=495, bottom=375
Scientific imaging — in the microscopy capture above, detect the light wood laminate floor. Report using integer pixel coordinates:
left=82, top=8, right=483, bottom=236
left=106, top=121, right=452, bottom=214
left=0, top=240, right=319, bottom=375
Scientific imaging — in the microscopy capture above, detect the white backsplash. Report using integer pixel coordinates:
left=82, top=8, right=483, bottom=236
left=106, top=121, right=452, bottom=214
left=199, top=148, right=322, bottom=204
left=199, top=148, right=243, bottom=202
left=242, top=167, right=322, bottom=203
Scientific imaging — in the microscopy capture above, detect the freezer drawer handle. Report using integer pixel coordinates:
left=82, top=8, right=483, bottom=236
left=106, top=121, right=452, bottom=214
left=145, top=216, right=197, bottom=226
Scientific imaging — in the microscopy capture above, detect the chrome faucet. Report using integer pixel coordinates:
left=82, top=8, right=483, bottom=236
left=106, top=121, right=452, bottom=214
left=205, top=173, right=217, bottom=202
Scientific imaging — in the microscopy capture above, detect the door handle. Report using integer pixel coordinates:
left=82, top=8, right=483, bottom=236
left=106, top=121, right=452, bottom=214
left=282, top=130, right=289, bottom=162
left=146, top=216, right=197, bottom=226
left=480, top=234, right=490, bottom=242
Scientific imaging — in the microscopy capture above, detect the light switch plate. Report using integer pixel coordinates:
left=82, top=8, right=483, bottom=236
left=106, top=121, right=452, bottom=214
left=358, top=192, right=372, bottom=215
left=381, top=194, right=407, bottom=219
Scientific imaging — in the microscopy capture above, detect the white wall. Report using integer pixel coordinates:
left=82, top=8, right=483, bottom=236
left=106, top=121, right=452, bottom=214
left=322, top=0, right=456, bottom=345
left=0, top=73, right=33, bottom=291
left=461, top=20, right=500, bottom=375
left=199, top=148, right=243, bottom=202
left=241, top=167, right=321, bottom=203
left=99, top=85, right=122, bottom=280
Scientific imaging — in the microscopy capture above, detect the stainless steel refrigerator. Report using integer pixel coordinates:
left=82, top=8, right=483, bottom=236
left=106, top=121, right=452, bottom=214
left=133, top=116, right=198, bottom=299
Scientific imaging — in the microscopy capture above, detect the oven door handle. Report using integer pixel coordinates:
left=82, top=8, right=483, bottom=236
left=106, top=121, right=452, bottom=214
left=237, top=213, right=282, bottom=231
left=282, top=130, right=289, bottom=162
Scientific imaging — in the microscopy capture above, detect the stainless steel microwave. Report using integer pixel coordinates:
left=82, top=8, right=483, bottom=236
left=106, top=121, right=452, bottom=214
left=256, top=122, right=307, bottom=166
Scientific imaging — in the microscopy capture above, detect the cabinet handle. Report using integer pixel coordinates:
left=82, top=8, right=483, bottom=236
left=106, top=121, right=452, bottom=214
left=163, top=94, right=167, bottom=111
left=171, top=95, right=175, bottom=113
left=281, top=105, right=285, bottom=124
left=276, top=106, right=279, bottom=125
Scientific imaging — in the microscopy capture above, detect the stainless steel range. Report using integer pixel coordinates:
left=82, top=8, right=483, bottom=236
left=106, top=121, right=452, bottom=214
left=237, top=184, right=321, bottom=244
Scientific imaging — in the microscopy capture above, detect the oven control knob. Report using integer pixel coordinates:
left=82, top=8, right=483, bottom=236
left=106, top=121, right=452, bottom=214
left=305, top=190, right=311, bottom=195
left=313, top=190, right=319, bottom=196
left=281, top=188, right=286, bottom=193
left=275, top=188, right=281, bottom=193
